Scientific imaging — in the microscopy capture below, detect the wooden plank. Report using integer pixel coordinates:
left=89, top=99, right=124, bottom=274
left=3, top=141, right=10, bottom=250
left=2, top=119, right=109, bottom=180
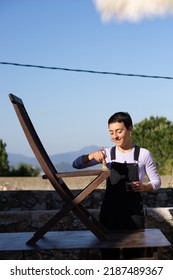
left=0, top=229, right=170, bottom=252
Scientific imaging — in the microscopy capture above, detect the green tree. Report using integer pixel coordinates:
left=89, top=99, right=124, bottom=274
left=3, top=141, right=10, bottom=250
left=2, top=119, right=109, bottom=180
left=0, top=138, right=40, bottom=177
left=132, top=116, right=173, bottom=175
left=0, top=139, right=9, bottom=176
left=9, top=163, right=40, bottom=177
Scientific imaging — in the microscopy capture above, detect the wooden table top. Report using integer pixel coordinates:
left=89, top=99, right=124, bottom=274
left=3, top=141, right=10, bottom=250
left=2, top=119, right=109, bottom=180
left=0, top=229, right=170, bottom=251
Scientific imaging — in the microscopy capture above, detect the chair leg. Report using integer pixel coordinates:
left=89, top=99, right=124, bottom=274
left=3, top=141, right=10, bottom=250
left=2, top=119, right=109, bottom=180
left=26, top=201, right=107, bottom=245
left=26, top=173, right=109, bottom=245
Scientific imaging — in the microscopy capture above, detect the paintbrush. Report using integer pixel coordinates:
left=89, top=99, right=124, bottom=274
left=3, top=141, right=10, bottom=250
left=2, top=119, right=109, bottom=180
left=101, top=147, right=108, bottom=171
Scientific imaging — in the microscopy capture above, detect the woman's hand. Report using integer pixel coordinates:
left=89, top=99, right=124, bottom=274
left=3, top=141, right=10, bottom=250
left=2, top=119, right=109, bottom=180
left=132, top=181, right=153, bottom=192
left=88, top=150, right=105, bottom=163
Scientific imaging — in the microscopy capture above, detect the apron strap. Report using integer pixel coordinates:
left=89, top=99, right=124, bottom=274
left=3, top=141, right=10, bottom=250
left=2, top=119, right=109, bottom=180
left=111, top=145, right=140, bottom=161
left=110, top=146, right=116, bottom=160
left=134, top=145, right=140, bottom=161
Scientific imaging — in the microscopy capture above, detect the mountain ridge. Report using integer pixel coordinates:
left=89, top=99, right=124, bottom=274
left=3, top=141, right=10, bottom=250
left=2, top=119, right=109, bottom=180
left=8, top=145, right=101, bottom=171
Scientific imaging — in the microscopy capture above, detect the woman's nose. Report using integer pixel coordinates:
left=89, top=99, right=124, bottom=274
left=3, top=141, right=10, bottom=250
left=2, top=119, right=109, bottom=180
left=112, top=132, right=118, bottom=139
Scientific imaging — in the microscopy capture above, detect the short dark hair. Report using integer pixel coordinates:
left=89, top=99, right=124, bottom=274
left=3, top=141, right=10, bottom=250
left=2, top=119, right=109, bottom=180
left=108, top=112, right=133, bottom=129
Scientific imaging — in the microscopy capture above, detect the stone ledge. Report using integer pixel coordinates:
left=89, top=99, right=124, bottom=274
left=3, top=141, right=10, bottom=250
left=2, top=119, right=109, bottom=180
left=0, top=209, right=99, bottom=232
left=146, top=207, right=173, bottom=225
left=1, top=207, right=173, bottom=231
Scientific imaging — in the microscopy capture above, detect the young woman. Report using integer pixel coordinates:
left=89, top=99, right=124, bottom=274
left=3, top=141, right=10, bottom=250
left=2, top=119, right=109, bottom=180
left=72, top=112, right=161, bottom=259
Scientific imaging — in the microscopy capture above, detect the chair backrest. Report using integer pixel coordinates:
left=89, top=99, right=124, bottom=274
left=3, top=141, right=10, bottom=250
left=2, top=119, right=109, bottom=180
left=9, top=94, right=58, bottom=174
left=9, top=93, right=73, bottom=200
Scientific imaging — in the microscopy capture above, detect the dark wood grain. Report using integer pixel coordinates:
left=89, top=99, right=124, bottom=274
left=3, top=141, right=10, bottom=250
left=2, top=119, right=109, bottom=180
left=0, top=229, right=170, bottom=251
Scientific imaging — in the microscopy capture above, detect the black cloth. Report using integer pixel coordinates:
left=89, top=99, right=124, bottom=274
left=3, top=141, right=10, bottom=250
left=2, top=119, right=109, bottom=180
left=99, top=145, right=145, bottom=259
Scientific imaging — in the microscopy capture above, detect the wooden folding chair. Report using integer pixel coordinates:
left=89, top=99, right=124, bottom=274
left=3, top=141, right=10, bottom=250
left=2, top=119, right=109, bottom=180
left=9, top=93, right=110, bottom=245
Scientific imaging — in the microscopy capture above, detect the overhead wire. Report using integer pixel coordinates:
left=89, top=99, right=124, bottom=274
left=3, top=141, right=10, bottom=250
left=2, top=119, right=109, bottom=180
left=0, top=61, right=173, bottom=80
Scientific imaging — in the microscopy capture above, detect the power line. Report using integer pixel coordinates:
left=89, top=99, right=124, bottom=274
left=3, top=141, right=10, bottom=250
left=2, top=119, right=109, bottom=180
left=0, top=61, right=173, bottom=80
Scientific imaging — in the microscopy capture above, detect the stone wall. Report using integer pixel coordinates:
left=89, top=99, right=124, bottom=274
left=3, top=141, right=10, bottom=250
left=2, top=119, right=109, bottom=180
left=1, top=188, right=173, bottom=211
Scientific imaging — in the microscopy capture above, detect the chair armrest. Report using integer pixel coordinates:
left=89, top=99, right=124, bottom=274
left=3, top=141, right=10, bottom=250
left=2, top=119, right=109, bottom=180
left=42, top=169, right=110, bottom=179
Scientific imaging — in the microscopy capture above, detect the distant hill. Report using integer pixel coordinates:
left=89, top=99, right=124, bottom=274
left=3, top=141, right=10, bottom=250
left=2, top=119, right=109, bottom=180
left=8, top=145, right=101, bottom=172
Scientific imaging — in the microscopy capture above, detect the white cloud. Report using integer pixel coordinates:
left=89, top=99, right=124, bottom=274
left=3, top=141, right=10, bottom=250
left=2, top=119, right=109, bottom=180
left=93, top=0, right=173, bottom=22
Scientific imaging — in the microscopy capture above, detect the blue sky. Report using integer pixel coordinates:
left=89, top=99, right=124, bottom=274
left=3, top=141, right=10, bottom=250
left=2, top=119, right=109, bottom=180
left=1, top=0, right=173, bottom=157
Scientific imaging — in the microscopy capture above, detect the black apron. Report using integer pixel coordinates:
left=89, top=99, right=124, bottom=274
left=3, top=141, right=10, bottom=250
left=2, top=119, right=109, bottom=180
left=99, top=145, right=144, bottom=230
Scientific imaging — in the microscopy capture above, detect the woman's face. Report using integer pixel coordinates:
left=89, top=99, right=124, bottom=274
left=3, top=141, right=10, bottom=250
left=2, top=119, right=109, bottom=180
left=108, top=121, right=132, bottom=149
